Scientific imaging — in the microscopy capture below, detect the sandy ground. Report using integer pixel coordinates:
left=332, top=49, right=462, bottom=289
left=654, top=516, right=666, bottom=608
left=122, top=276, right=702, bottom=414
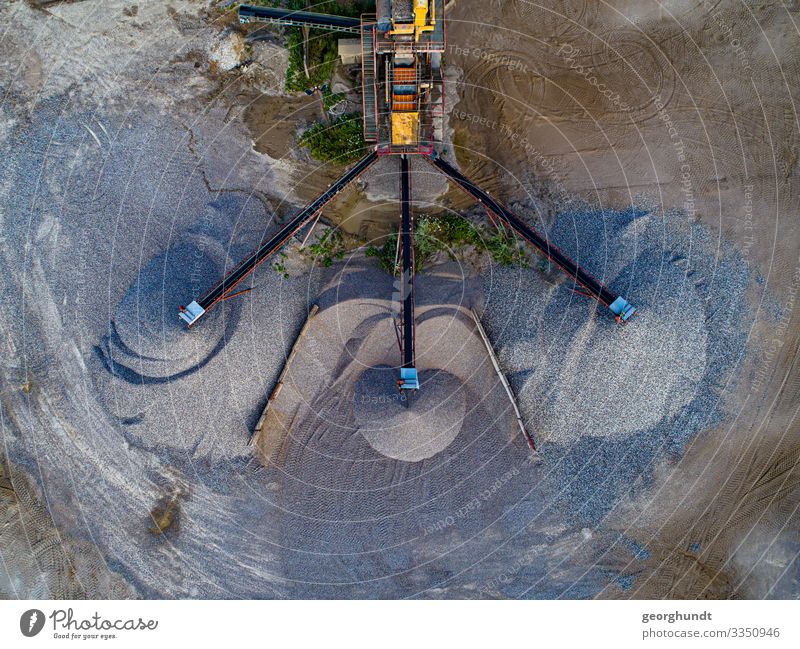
left=445, top=0, right=800, bottom=597
left=0, top=0, right=798, bottom=598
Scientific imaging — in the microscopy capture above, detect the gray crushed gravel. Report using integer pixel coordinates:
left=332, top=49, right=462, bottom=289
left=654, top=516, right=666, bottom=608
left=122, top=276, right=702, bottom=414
left=0, top=0, right=756, bottom=598
left=354, top=367, right=466, bottom=461
left=479, top=203, right=750, bottom=523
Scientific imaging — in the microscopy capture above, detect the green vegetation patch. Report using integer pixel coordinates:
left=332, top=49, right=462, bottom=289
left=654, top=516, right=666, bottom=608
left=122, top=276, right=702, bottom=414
left=322, top=89, right=346, bottom=111
left=366, top=214, right=529, bottom=273
left=299, top=112, right=365, bottom=164
left=271, top=227, right=346, bottom=276
left=285, top=26, right=339, bottom=91
left=301, top=228, right=346, bottom=267
left=241, top=1, right=374, bottom=91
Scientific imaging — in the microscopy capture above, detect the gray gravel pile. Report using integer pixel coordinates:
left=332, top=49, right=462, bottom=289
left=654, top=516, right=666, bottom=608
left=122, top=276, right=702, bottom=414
left=105, top=243, right=224, bottom=379
left=0, top=95, right=752, bottom=600
left=0, top=0, right=760, bottom=600
left=257, top=263, right=555, bottom=595
left=479, top=204, right=751, bottom=522
left=3, top=94, right=730, bottom=594
left=354, top=367, right=466, bottom=461
left=0, top=96, right=322, bottom=596
left=363, top=155, right=450, bottom=206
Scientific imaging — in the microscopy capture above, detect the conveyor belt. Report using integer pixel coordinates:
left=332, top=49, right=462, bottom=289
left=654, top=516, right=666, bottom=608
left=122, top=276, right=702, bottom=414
left=397, top=155, right=419, bottom=392
left=400, top=155, right=415, bottom=369
left=179, top=150, right=378, bottom=326
left=238, top=5, right=361, bottom=34
left=428, top=152, right=636, bottom=321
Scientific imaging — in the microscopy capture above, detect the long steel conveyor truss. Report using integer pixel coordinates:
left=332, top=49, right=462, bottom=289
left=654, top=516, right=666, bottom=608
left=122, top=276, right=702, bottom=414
left=397, top=155, right=419, bottom=393
left=427, top=153, right=636, bottom=322
left=180, top=3, right=636, bottom=400
left=238, top=5, right=362, bottom=34
left=178, top=151, right=378, bottom=326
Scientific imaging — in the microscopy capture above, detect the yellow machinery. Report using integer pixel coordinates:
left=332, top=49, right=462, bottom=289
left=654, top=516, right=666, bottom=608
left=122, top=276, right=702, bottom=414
left=391, top=62, right=419, bottom=145
left=388, top=0, right=435, bottom=41
left=391, top=112, right=419, bottom=145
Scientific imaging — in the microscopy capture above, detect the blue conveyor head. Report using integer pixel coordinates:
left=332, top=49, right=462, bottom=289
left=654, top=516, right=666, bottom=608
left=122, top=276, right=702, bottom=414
left=399, top=367, right=420, bottom=391
left=609, top=296, right=636, bottom=322
left=179, top=301, right=206, bottom=326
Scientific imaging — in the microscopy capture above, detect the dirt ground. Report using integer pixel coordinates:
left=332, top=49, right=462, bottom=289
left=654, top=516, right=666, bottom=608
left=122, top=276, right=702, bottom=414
left=445, top=0, right=800, bottom=597
left=0, top=0, right=798, bottom=598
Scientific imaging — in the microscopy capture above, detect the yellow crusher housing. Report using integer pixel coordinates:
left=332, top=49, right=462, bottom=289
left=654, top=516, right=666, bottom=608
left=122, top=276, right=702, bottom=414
left=363, top=0, right=446, bottom=153
left=388, top=0, right=435, bottom=41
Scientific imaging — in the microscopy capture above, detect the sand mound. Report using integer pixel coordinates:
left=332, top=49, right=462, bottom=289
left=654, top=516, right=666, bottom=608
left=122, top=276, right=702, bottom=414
left=353, top=366, right=465, bottom=461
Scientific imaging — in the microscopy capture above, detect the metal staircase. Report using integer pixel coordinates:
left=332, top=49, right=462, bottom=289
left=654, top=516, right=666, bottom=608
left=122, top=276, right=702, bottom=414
left=361, top=21, right=378, bottom=142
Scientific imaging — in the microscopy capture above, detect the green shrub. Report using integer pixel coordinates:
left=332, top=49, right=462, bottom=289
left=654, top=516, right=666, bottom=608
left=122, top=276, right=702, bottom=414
left=365, top=214, right=529, bottom=273
left=271, top=255, right=290, bottom=278
left=299, top=112, right=365, bottom=164
left=365, top=233, right=399, bottom=273
left=322, top=89, right=346, bottom=111
left=285, top=27, right=340, bottom=92
left=301, top=228, right=345, bottom=267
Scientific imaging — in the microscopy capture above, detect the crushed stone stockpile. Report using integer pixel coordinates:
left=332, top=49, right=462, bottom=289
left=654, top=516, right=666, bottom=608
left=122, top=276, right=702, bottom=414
left=2, top=0, right=794, bottom=601
left=0, top=101, right=756, bottom=596
left=479, top=204, right=750, bottom=522
left=251, top=260, right=562, bottom=594
left=354, top=367, right=467, bottom=462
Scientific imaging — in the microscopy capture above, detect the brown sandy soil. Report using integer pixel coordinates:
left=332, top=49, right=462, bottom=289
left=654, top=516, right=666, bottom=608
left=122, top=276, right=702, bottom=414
left=242, top=90, right=403, bottom=241
left=447, top=1, right=799, bottom=266
left=444, top=0, right=800, bottom=597
left=245, top=94, right=322, bottom=160
left=600, top=325, right=800, bottom=598
left=0, top=454, right=131, bottom=598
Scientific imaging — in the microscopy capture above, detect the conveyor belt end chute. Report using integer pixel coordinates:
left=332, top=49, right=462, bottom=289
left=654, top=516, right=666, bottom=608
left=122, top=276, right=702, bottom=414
left=609, top=296, right=636, bottom=323
left=179, top=301, right=206, bottom=327
left=398, top=367, right=420, bottom=391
